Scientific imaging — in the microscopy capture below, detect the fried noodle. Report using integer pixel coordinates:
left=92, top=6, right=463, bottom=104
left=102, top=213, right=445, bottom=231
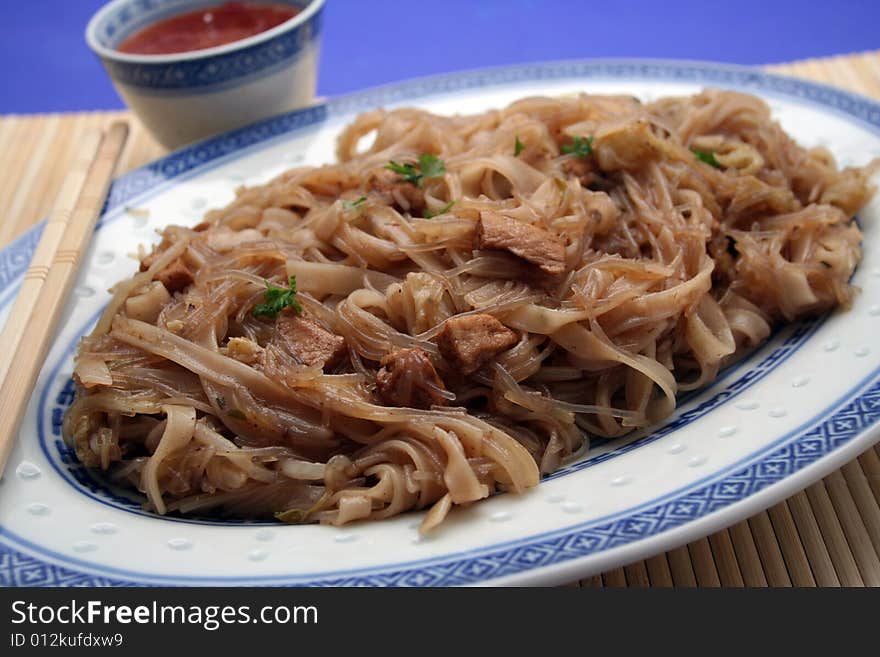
left=64, top=89, right=877, bottom=532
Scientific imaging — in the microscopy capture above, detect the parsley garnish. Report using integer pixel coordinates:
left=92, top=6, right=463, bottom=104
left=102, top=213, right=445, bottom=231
left=418, top=154, right=446, bottom=180
left=514, top=136, right=525, bottom=157
left=253, top=275, right=302, bottom=319
left=692, top=149, right=721, bottom=169
left=425, top=200, right=455, bottom=219
left=562, top=136, right=594, bottom=158
left=343, top=196, right=366, bottom=209
left=384, top=154, right=446, bottom=187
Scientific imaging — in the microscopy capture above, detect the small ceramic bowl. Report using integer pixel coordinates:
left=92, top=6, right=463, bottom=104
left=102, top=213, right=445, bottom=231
left=86, top=0, right=325, bottom=149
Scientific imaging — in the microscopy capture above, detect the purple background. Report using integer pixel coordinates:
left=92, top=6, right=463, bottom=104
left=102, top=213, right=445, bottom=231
left=1, top=0, right=878, bottom=113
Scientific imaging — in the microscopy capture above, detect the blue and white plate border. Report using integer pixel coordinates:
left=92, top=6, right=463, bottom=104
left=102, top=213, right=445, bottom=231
left=2, top=58, right=880, bottom=587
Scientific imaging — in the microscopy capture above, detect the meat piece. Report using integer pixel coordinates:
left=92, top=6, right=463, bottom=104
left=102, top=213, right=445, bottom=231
left=139, top=239, right=195, bottom=294
left=270, top=312, right=346, bottom=369
left=149, top=258, right=194, bottom=293
left=437, top=313, right=518, bottom=375
left=368, top=168, right=426, bottom=214
left=560, top=157, right=595, bottom=187
left=375, top=348, right=448, bottom=409
left=475, top=210, right=566, bottom=275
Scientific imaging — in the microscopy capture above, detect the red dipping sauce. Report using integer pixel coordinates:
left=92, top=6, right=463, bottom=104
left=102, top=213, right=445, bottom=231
left=117, top=2, right=300, bottom=55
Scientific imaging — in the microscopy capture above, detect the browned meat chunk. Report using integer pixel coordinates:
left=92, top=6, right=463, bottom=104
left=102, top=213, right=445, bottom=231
left=368, top=168, right=426, bottom=214
left=437, top=313, right=518, bottom=375
left=139, top=237, right=196, bottom=294
left=375, top=348, right=448, bottom=409
left=560, top=157, right=595, bottom=187
left=271, top=312, right=346, bottom=369
left=475, top=211, right=566, bottom=275
left=139, top=255, right=194, bottom=294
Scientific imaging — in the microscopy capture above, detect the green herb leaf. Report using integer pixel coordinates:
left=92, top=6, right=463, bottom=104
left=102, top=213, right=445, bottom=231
left=692, top=149, right=721, bottom=169
left=253, top=275, right=302, bottom=319
left=418, top=153, right=446, bottom=180
left=425, top=200, right=455, bottom=219
left=384, top=160, right=421, bottom=185
left=227, top=409, right=246, bottom=420
left=384, top=154, right=446, bottom=188
left=514, top=136, right=525, bottom=157
left=562, top=136, right=594, bottom=158
left=342, top=196, right=367, bottom=210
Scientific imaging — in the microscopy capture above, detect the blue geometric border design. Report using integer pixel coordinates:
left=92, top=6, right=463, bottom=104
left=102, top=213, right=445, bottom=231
left=2, top=58, right=880, bottom=586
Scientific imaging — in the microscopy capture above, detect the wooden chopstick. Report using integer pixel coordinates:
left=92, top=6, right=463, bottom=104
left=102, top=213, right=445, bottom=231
left=0, top=121, right=129, bottom=477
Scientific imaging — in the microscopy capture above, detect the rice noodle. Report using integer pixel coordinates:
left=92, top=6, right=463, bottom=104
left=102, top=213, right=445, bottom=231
left=65, top=88, right=876, bottom=532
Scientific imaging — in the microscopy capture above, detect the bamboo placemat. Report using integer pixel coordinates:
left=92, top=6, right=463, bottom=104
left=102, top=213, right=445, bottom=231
left=1, top=50, right=879, bottom=587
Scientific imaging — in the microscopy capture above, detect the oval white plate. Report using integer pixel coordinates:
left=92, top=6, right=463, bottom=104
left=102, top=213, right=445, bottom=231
left=2, top=59, right=880, bottom=587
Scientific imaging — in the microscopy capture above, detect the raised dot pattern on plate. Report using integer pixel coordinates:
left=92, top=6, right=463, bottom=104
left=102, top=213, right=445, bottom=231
left=15, top=462, right=41, bottom=480
left=26, top=503, right=50, bottom=516
left=167, top=538, right=192, bottom=551
left=854, top=345, right=870, bottom=357
left=718, top=426, right=737, bottom=438
left=769, top=407, right=787, bottom=418
left=95, top=251, right=114, bottom=266
left=247, top=548, right=269, bottom=562
left=735, top=400, right=759, bottom=411
left=72, top=541, right=98, bottom=553
left=90, top=522, right=118, bottom=535
left=791, top=376, right=810, bottom=388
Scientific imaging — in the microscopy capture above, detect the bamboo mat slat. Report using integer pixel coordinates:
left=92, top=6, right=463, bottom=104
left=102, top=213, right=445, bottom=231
left=730, top=522, right=768, bottom=586
left=786, top=491, right=841, bottom=586
left=689, top=538, right=722, bottom=587
left=644, top=553, right=674, bottom=587
left=708, top=529, right=745, bottom=587
left=666, top=545, right=699, bottom=587
left=623, top=560, right=651, bottom=588
left=765, top=501, right=816, bottom=587
left=1, top=50, right=880, bottom=587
